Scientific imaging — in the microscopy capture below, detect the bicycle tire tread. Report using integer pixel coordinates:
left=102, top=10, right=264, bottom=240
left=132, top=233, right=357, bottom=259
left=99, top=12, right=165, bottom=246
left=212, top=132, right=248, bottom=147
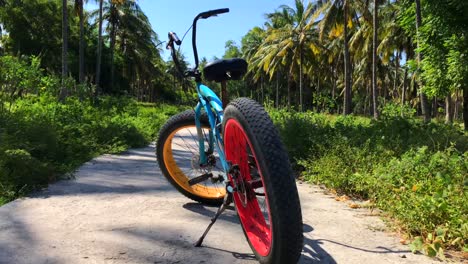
left=223, top=98, right=303, bottom=264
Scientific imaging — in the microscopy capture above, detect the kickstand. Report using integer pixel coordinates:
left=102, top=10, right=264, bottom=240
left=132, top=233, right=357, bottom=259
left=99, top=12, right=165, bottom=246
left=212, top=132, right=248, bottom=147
left=194, top=193, right=233, bottom=247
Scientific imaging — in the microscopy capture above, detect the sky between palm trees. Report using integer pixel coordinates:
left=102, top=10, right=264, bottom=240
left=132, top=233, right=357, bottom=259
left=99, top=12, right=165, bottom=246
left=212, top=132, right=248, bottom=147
left=86, top=0, right=296, bottom=65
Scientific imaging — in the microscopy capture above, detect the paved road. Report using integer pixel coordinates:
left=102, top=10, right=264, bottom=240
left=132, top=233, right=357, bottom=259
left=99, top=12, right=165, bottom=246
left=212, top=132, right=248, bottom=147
left=0, top=145, right=438, bottom=264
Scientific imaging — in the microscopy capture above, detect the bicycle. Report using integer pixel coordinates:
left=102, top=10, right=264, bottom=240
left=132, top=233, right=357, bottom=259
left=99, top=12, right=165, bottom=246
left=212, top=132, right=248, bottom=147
left=156, top=8, right=303, bottom=264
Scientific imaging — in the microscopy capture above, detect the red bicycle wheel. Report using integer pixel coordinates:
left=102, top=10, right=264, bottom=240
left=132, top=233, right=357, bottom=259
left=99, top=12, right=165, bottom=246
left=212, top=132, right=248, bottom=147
left=224, top=117, right=272, bottom=256
left=223, top=98, right=303, bottom=264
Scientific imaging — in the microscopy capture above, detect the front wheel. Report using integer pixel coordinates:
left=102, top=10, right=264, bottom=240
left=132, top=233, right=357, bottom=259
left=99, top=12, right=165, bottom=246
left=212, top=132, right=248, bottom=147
left=223, top=98, right=303, bottom=264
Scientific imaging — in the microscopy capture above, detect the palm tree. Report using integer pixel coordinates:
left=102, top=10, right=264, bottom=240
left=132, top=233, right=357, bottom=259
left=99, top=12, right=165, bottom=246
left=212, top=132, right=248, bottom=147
left=317, top=0, right=364, bottom=115
left=101, top=0, right=161, bottom=94
left=0, top=0, right=5, bottom=41
left=75, top=0, right=85, bottom=84
left=372, top=0, right=379, bottom=119
left=60, top=0, right=69, bottom=101
left=378, top=2, right=409, bottom=113
left=415, top=0, right=430, bottom=122
left=342, top=0, right=352, bottom=115
left=253, top=0, right=319, bottom=110
left=95, top=0, right=104, bottom=93
left=241, top=27, right=267, bottom=103
left=96, top=0, right=104, bottom=93
left=108, top=1, right=117, bottom=91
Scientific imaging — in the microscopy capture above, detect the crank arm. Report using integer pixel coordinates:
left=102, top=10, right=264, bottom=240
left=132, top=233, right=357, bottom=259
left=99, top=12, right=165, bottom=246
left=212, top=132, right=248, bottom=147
left=188, top=173, right=213, bottom=186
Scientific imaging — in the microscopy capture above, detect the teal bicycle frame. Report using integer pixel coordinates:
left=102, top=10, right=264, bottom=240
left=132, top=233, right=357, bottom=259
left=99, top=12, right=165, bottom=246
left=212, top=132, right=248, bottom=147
left=194, top=82, right=229, bottom=174
left=166, top=8, right=232, bottom=179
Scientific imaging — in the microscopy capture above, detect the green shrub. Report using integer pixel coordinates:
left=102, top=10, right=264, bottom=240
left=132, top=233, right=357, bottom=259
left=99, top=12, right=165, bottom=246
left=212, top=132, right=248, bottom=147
left=375, top=147, right=467, bottom=253
left=0, top=95, right=179, bottom=204
left=0, top=55, right=42, bottom=109
left=270, top=108, right=468, bottom=254
left=0, top=149, right=49, bottom=199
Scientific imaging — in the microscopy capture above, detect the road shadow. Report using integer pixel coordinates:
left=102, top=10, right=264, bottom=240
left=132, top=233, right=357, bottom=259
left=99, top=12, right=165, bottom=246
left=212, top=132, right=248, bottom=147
left=199, top=245, right=257, bottom=261
left=182, top=203, right=337, bottom=263
left=182, top=202, right=238, bottom=224
left=0, top=208, right=63, bottom=264
left=300, top=223, right=337, bottom=263
left=27, top=145, right=178, bottom=198
left=111, top=225, right=257, bottom=263
left=315, top=239, right=412, bottom=254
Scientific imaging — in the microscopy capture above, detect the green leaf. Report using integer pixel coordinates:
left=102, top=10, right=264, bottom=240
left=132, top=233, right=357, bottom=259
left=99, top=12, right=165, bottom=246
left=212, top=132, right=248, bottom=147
left=425, top=245, right=437, bottom=258
left=409, top=237, right=424, bottom=253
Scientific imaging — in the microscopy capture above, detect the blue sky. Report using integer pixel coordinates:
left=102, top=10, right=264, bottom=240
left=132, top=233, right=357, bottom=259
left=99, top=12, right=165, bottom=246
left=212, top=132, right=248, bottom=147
left=86, top=0, right=296, bottom=65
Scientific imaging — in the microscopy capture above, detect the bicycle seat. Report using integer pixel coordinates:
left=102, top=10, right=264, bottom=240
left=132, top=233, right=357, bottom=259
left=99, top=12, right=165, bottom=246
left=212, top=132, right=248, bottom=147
left=203, top=58, right=248, bottom=82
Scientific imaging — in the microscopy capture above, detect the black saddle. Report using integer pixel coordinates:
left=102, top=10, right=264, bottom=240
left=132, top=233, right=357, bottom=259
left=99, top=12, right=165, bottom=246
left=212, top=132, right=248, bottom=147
left=203, top=58, right=248, bottom=82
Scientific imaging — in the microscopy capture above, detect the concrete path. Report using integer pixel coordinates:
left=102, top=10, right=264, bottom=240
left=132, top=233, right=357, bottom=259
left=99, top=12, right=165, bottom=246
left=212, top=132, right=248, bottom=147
left=0, top=145, right=439, bottom=264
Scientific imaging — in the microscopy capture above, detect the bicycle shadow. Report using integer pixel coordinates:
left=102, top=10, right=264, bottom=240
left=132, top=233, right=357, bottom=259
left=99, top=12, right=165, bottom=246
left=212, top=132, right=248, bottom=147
left=183, top=202, right=337, bottom=263
left=301, top=224, right=337, bottom=263
left=182, top=202, right=238, bottom=224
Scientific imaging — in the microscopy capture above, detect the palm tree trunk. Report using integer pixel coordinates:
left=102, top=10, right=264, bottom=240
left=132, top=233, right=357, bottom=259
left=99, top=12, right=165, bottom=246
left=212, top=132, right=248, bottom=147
left=394, top=51, right=400, bottom=99
left=343, top=0, right=352, bottom=115
left=261, top=75, right=264, bottom=104
left=415, top=0, right=430, bottom=122
left=95, top=0, right=103, bottom=94
left=372, top=0, right=379, bottom=119
left=110, top=3, right=116, bottom=93
left=401, top=67, right=408, bottom=116
left=276, top=71, right=279, bottom=108
left=445, top=94, right=453, bottom=124
left=287, top=74, right=292, bottom=109
left=299, top=43, right=303, bottom=112
left=453, top=90, right=459, bottom=120
left=463, top=87, right=468, bottom=131
left=60, top=0, right=68, bottom=101
left=78, top=0, right=85, bottom=84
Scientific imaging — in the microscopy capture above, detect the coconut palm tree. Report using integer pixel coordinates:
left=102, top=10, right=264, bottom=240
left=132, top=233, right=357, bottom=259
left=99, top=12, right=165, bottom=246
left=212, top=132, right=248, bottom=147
left=241, top=26, right=267, bottom=103
left=415, top=0, right=431, bottom=122
left=316, top=0, right=365, bottom=114
left=95, top=0, right=104, bottom=92
left=101, top=0, right=161, bottom=94
left=372, top=0, right=379, bottom=119
left=60, top=0, right=68, bottom=101
left=75, top=0, right=85, bottom=84
left=253, top=0, right=320, bottom=111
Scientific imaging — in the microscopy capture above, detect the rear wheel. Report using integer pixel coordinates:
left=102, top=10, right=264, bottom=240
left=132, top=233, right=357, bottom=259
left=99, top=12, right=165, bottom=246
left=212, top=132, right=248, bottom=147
left=223, top=98, right=303, bottom=264
left=156, top=110, right=225, bottom=205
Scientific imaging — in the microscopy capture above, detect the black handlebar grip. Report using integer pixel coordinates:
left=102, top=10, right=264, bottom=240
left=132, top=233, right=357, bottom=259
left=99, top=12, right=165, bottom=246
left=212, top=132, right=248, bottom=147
left=168, top=32, right=182, bottom=45
left=199, top=8, right=229, bottom=19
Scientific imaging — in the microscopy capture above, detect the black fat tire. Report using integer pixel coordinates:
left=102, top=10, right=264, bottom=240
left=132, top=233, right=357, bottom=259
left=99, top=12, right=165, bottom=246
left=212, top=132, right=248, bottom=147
left=223, top=98, right=303, bottom=264
left=156, top=110, right=224, bottom=206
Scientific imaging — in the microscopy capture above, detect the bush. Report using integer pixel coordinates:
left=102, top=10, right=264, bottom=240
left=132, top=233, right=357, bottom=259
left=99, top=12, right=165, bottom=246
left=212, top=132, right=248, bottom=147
left=0, top=95, right=181, bottom=204
left=375, top=147, right=467, bottom=255
left=269, top=108, right=468, bottom=254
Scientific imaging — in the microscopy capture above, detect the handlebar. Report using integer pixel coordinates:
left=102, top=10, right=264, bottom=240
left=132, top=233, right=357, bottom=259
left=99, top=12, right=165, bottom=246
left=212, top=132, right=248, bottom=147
left=168, top=32, right=181, bottom=46
left=166, top=8, right=230, bottom=80
left=198, top=8, right=229, bottom=19
left=192, top=8, right=229, bottom=72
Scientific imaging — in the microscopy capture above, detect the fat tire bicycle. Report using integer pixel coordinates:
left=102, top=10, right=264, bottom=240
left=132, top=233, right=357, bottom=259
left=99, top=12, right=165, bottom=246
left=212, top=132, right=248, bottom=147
left=156, top=8, right=303, bottom=264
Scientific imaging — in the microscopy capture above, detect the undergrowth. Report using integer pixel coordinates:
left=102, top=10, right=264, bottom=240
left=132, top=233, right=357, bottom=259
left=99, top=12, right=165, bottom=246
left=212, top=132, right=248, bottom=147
left=0, top=95, right=182, bottom=204
left=269, top=107, right=468, bottom=257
